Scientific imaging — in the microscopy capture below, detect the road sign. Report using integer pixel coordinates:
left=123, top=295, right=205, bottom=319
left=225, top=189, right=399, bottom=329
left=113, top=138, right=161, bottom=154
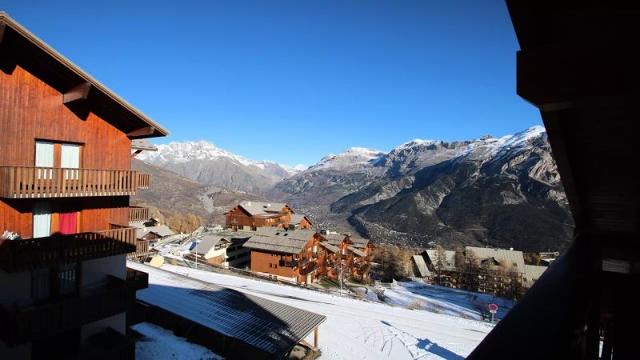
left=488, top=303, right=498, bottom=314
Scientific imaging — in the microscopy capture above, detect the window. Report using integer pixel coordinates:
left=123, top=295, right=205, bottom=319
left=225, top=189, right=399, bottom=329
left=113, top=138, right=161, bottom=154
left=61, top=143, right=80, bottom=179
left=33, top=202, right=51, bottom=238
left=35, top=141, right=54, bottom=179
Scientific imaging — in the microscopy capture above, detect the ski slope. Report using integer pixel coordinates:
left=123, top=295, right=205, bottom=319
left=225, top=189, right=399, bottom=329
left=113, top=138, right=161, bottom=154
left=131, top=262, right=494, bottom=359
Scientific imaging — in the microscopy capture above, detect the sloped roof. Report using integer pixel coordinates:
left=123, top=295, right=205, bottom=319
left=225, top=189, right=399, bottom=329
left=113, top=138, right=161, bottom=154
left=323, top=233, right=370, bottom=248
left=412, top=255, right=431, bottom=277
left=130, top=262, right=326, bottom=358
left=424, top=249, right=458, bottom=271
left=290, top=213, right=311, bottom=225
left=319, top=241, right=339, bottom=253
left=243, top=229, right=316, bottom=255
left=194, top=235, right=228, bottom=255
left=348, top=246, right=366, bottom=258
left=0, top=12, right=168, bottom=139
left=466, top=246, right=526, bottom=271
left=238, top=201, right=290, bottom=216
left=523, top=265, right=547, bottom=287
left=135, top=225, right=175, bottom=239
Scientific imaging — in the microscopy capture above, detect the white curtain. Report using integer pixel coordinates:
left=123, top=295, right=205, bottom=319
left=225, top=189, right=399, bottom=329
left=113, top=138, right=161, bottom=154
left=61, top=144, right=80, bottom=179
left=35, top=141, right=54, bottom=179
left=32, top=202, right=51, bottom=238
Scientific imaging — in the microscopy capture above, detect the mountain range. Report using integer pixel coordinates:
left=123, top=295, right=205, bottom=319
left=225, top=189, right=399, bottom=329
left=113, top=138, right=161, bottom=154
left=134, top=126, right=574, bottom=251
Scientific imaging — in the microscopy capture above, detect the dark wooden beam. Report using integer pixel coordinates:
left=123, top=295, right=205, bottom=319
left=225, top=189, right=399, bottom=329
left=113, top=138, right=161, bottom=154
left=63, top=82, right=92, bottom=104
left=127, top=126, right=155, bottom=137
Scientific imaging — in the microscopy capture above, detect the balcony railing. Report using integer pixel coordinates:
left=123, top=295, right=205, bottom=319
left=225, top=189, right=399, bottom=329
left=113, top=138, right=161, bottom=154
left=0, top=226, right=136, bottom=272
left=0, top=272, right=146, bottom=346
left=0, top=166, right=151, bottom=199
left=129, top=206, right=149, bottom=222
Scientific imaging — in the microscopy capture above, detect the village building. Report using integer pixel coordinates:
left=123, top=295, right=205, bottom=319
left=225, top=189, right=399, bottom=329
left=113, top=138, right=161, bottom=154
left=243, top=228, right=322, bottom=284
left=190, top=231, right=251, bottom=269
left=523, top=264, right=547, bottom=289
left=0, top=13, right=166, bottom=359
left=411, top=254, right=431, bottom=278
left=318, top=233, right=375, bottom=282
left=225, top=201, right=312, bottom=230
left=128, top=217, right=175, bottom=258
left=465, top=246, right=526, bottom=272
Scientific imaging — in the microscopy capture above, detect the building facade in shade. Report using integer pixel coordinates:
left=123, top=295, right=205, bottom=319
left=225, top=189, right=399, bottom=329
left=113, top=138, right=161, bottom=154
left=0, top=13, right=168, bottom=360
left=225, top=201, right=312, bottom=230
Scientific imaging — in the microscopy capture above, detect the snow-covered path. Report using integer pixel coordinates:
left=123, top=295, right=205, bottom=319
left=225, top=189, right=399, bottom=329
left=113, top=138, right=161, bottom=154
left=130, top=262, right=493, bottom=359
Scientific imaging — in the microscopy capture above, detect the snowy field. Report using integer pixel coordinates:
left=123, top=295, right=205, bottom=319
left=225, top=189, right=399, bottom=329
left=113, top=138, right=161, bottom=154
left=133, top=322, right=223, bottom=360
left=131, top=262, right=497, bottom=359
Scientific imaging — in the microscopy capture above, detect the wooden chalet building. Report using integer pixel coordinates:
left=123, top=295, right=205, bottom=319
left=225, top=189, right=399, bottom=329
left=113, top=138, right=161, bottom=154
left=243, top=228, right=322, bottom=284
left=319, top=233, right=375, bottom=282
left=0, top=13, right=167, bottom=360
left=225, top=201, right=312, bottom=230
left=241, top=227, right=375, bottom=284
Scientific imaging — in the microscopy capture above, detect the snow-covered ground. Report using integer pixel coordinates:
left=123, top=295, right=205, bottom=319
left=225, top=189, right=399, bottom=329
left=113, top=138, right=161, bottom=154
left=133, top=322, right=223, bottom=360
left=373, top=281, right=513, bottom=321
left=133, top=262, right=496, bottom=359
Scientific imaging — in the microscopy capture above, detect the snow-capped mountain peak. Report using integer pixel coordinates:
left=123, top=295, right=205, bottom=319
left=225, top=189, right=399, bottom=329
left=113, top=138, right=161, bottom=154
left=312, top=147, right=385, bottom=170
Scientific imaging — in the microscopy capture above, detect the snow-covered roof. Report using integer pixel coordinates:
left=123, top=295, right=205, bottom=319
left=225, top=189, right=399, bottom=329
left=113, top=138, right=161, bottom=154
left=194, top=235, right=228, bottom=255
left=129, top=262, right=326, bottom=358
left=412, top=255, right=431, bottom=277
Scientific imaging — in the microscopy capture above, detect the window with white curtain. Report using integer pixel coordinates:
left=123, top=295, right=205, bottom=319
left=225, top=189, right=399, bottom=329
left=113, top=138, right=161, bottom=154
left=32, top=202, right=51, bottom=238
left=61, top=143, right=80, bottom=179
left=35, top=141, right=54, bottom=179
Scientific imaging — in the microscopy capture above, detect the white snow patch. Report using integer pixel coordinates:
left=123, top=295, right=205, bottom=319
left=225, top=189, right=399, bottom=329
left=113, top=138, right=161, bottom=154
left=134, top=322, right=223, bottom=360
left=130, top=261, right=496, bottom=360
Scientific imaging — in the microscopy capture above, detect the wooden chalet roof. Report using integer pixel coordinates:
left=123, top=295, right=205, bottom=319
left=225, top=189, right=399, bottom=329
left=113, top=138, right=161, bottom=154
left=290, top=213, right=311, bottom=226
left=423, top=249, right=457, bottom=272
left=323, top=233, right=370, bottom=248
left=0, top=12, right=168, bottom=139
left=130, top=262, right=326, bottom=358
left=348, top=246, right=366, bottom=257
left=466, top=247, right=526, bottom=271
left=319, top=241, right=339, bottom=253
left=243, top=229, right=316, bottom=255
left=238, top=201, right=290, bottom=217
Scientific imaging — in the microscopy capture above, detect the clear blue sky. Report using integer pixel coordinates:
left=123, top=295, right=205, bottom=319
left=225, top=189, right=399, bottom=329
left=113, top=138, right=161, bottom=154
left=1, top=0, right=540, bottom=166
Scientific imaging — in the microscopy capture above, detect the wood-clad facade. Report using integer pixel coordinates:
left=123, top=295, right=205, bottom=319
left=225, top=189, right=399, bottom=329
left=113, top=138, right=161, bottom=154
left=0, top=13, right=166, bottom=360
left=225, top=201, right=312, bottom=230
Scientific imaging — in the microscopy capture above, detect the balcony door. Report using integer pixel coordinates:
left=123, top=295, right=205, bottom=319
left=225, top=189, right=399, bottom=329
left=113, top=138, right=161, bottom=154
left=33, top=202, right=51, bottom=238
left=35, top=141, right=54, bottom=179
left=61, top=143, right=80, bottom=179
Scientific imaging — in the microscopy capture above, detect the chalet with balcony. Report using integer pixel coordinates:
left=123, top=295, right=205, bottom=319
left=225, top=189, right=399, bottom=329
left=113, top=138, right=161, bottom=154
left=319, top=233, right=375, bottom=282
left=225, top=201, right=312, bottom=230
left=243, top=228, right=322, bottom=284
left=0, top=13, right=167, bottom=360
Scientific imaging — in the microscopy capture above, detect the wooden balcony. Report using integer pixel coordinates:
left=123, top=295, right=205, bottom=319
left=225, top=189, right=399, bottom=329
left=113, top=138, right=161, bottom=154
left=0, top=226, right=137, bottom=273
left=0, top=166, right=151, bottom=199
left=129, top=206, right=149, bottom=222
left=0, top=273, right=145, bottom=346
